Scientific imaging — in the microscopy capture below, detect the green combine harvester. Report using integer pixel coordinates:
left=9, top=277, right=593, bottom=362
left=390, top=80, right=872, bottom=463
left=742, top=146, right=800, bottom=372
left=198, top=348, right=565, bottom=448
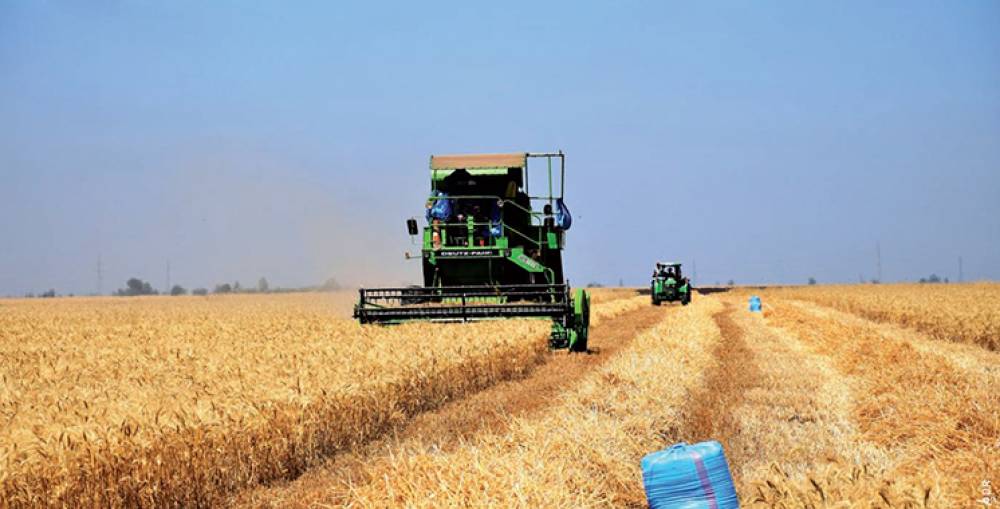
left=354, top=152, right=591, bottom=352
left=651, top=262, right=692, bottom=306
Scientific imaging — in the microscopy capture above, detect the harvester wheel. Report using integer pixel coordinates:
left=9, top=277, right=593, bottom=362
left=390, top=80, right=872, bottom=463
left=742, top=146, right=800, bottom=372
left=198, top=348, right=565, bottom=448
left=569, top=288, right=590, bottom=353
left=652, top=297, right=661, bottom=306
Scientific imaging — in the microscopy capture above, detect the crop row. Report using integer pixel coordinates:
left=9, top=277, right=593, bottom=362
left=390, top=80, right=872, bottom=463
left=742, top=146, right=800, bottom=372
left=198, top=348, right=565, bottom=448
left=761, top=282, right=1000, bottom=350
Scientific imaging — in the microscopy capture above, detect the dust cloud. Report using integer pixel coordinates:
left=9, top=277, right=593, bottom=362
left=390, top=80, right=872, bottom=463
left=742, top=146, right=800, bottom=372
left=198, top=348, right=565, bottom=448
left=157, top=150, right=421, bottom=292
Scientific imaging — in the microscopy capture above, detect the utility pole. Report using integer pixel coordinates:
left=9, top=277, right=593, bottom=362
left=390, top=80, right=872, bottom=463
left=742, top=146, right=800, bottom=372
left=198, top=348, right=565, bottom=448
left=876, top=241, right=882, bottom=283
left=97, top=254, right=103, bottom=296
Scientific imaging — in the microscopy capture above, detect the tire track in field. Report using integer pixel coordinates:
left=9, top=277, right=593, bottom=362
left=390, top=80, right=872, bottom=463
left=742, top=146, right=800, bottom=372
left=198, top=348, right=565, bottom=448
left=234, top=304, right=670, bottom=507
left=678, top=299, right=902, bottom=507
left=680, top=303, right=765, bottom=475
left=762, top=298, right=998, bottom=507
left=709, top=297, right=901, bottom=507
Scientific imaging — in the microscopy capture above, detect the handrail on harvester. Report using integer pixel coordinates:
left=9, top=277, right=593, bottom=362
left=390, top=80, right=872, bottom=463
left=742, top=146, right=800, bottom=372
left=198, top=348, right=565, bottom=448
left=424, top=195, right=547, bottom=223
left=423, top=195, right=553, bottom=249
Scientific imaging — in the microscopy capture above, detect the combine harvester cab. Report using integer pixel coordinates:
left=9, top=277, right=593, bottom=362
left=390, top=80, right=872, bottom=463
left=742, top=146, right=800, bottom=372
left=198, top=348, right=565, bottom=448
left=651, top=262, right=692, bottom=306
left=354, top=152, right=591, bottom=352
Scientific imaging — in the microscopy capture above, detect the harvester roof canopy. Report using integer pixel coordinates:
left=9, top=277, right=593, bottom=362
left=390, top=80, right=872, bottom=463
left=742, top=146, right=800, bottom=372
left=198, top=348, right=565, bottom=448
left=430, top=153, right=527, bottom=171
left=658, top=261, right=682, bottom=266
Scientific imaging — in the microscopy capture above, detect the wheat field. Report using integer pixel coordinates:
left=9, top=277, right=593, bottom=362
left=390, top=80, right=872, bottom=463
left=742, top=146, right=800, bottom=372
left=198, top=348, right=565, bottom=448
left=2, top=285, right=997, bottom=508
left=289, top=297, right=725, bottom=507
left=0, top=292, right=621, bottom=507
left=762, top=282, right=1000, bottom=350
left=240, top=284, right=999, bottom=508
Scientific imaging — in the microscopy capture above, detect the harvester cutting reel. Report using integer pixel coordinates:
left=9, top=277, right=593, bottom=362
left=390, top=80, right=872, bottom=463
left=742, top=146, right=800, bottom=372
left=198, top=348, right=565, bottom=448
left=354, top=284, right=591, bottom=353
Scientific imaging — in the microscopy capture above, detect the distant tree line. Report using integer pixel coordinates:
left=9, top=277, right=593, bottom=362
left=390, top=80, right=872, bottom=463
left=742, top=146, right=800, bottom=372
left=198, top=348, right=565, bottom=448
left=19, top=290, right=74, bottom=298
left=23, top=289, right=60, bottom=298
left=102, top=276, right=343, bottom=297
left=11, top=277, right=342, bottom=298
left=115, top=278, right=158, bottom=296
left=918, top=274, right=948, bottom=284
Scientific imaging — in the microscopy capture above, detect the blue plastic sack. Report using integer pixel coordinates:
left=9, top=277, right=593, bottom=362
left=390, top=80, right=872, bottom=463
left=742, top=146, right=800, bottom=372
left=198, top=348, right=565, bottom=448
left=555, top=198, right=572, bottom=230
left=641, top=441, right=739, bottom=509
left=426, top=191, right=453, bottom=222
left=487, top=201, right=503, bottom=237
left=749, top=296, right=761, bottom=312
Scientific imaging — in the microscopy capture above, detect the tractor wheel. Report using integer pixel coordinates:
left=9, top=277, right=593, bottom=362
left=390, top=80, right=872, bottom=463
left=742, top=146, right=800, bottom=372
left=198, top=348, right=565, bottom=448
left=569, top=288, right=590, bottom=353
left=652, top=297, right=661, bottom=306
left=682, top=290, right=691, bottom=306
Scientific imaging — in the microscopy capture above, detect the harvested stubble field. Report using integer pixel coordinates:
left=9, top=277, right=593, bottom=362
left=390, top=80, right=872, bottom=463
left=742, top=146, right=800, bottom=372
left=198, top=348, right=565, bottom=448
left=2, top=284, right=997, bottom=508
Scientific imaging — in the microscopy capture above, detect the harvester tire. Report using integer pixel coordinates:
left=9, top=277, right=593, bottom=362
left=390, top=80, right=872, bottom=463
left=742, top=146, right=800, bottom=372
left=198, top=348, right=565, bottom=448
left=569, top=288, right=590, bottom=353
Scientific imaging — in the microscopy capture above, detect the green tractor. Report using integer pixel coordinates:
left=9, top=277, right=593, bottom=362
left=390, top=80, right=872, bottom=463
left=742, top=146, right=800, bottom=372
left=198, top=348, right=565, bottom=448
left=651, top=262, right=692, bottom=306
left=354, top=152, right=591, bottom=352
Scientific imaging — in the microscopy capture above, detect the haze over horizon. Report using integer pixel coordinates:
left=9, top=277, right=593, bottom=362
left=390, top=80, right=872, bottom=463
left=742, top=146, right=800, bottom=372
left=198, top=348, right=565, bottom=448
left=2, top=2, right=998, bottom=296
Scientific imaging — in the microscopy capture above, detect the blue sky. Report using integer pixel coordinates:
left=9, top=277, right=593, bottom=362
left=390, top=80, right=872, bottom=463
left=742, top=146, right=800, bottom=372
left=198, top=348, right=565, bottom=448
left=1, top=1, right=998, bottom=295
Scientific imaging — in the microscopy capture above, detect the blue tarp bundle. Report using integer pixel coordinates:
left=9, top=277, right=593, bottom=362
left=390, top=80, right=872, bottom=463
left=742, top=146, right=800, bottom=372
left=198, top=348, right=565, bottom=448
left=426, top=191, right=452, bottom=222
left=488, top=202, right=503, bottom=237
left=749, top=296, right=762, bottom=312
left=641, top=441, right=739, bottom=509
left=555, top=198, right=572, bottom=230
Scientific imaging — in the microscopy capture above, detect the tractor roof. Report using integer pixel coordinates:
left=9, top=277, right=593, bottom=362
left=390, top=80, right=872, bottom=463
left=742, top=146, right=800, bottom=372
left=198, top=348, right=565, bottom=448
left=430, top=153, right=526, bottom=171
left=658, top=261, right=682, bottom=266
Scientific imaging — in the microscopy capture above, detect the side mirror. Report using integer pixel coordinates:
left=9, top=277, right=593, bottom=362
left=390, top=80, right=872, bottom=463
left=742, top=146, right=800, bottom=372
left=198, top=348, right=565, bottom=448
left=406, top=218, right=419, bottom=236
